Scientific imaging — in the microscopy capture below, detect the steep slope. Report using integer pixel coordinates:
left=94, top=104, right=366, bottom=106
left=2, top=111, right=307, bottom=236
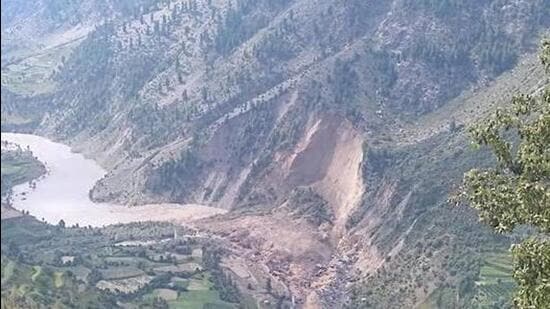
left=32, top=0, right=547, bottom=208
left=1, top=0, right=549, bottom=307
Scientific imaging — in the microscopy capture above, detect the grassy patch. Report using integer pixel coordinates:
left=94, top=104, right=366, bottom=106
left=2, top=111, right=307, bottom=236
left=1, top=155, right=42, bottom=182
left=473, top=251, right=516, bottom=307
left=153, top=288, right=178, bottom=301
left=1, top=259, right=16, bottom=284
left=169, top=290, right=235, bottom=309
left=100, top=266, right=144, bottom=280
left=478, top=252, right=514, bottom=284
left=53, top=272, right=64, bottom=288
left=0, top=255, right=112, bottom=308
left=1, top=149, right=46, bottom=197
left=1, top=39, right=80, bottom=96
left=167, top=274, right=236, bottom=309
left=1, top=216, right=247, bottom=308
left=171, top=277, right=190, bottom=289
left=31, top=266, right=42, bottom=282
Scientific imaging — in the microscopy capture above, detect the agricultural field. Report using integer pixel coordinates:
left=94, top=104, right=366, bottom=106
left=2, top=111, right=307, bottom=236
left=1, top=39, right=80, bottom=96
left=1, top=144, right=47, bottom=220
left=0, top=216, right=248, bottom=308
left=1, top=145, right=46, bottom=197
left=418, top=250, right=515, bottom=309
left=139, top=273, right=237, bottom=309
left=1, top=254, right=113, bottom=308
left=472, top=251, right=516, bottom=308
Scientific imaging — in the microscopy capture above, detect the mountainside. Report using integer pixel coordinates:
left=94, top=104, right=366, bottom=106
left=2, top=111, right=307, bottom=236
left=1, top=0, right=549, bottom=307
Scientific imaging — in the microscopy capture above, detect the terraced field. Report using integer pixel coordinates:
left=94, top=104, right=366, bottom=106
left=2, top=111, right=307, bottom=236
left=0, top=255, right=111, bottom=308
left=0, top=147, right=46, bottom=197
left=135, top=272, right=237, bottom=308
left=1, top=39, right=81, bottom=96
left=1, top=215, right=246, bottom=308
left=473, top=251, right=516, bottom=307
left=167, top=274, right=236, bottom=309
left=100, top=266, right=145, bottom=280
left=418, top=250, right=516, bottom=309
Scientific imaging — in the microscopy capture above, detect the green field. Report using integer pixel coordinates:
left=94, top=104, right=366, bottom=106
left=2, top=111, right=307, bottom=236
left=1, top=254, right=111, bottom=308
left=473, top=251, right=516, bottom=307
left=1, top=154, right=43, bottom=184
left=53, top=271, right=64, bottom=288
left=170, top=274, right=235, bottom=309
left=1, top=40, right=80, bottom=96
left=140, top=273, right=236, bottom=309
left=1, top=259, right=16, bottom=284
left=31, top=266, right=42, bottom=282
left=419, top=250, right=516, bottom=309
left=0, top=147, right=248, bottom=308
left=1, top=216, right=247, bottom=308
left=1, top=148, right=46, bottom=197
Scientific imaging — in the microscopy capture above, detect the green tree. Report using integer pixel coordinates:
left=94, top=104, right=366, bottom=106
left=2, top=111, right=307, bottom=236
left=456, top=41, right=549, bottom=308
left=266, top=277, right=272, bottom=294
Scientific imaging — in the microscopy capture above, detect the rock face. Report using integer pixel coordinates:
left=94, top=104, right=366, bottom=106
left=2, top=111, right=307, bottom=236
left=1, top=0, right=549, bottom=307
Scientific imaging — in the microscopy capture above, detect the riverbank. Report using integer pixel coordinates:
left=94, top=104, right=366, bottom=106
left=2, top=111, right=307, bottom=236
left=1, top=140, right=47, bottom=219
left=0, top=132, right=226, bottom=227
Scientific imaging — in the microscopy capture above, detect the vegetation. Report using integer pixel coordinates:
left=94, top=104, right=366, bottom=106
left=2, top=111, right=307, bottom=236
left=214, top=0, right=291, bottom=55
left=1, top=142, right=46, bottom=198
left=147, top=149, right=202, bottom=201
left=0, top=216, right=246, bottom=308
left=456, top=41, right=550, bottom=308
left=0, top=255, right=115, bottom=308
left=286, top=188, right=333, bottom=226
left=2, top=1, right=549, bottom=308
left=471, top=251, right=516, bottom=308
left=347, top=119, right=514, bottom=308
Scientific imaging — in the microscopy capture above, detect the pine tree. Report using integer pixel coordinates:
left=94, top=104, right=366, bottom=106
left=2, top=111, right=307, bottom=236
left=266, top=277, right=272, bottom=294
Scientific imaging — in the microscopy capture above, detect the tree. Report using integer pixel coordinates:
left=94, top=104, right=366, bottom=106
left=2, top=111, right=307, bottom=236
left=201, top=87, right=208, bottom=102
left=266, top=277, right=272, bottom=294
left=154, top=20, right=160, bottom=34
left=455, top=40, right=549, bottom=308
left=88, top=268, right=102, bottom=284
left=152, top=297, right=169, bottom=309
left=58, top=219, right=66, bottom=228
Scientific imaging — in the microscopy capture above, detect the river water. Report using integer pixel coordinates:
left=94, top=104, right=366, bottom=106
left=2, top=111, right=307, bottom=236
left=1, top=132, right=226, bottom=227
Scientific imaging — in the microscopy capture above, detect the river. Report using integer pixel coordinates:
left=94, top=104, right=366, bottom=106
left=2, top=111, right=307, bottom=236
left=0, top=132, right=226, bottom=227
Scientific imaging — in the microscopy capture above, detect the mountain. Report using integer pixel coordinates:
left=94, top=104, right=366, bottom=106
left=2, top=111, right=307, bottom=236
left=1, top=0, right=549, bottom=307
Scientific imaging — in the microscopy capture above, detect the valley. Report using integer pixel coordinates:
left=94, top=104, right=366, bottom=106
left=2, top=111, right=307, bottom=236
left=1, top=0, right=549, bottom=308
